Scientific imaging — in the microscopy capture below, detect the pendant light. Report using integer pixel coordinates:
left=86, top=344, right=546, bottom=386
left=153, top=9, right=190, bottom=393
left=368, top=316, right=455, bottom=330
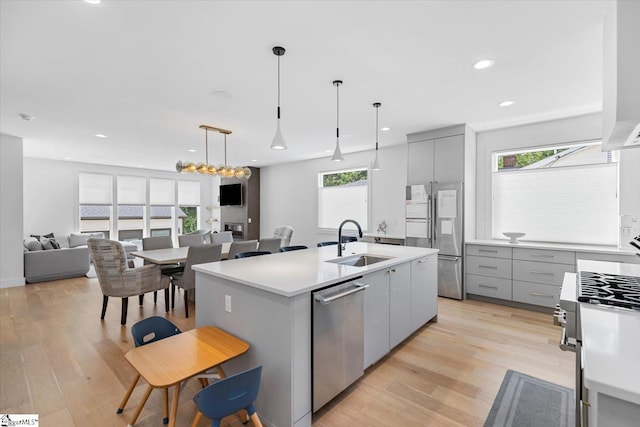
left=372, top=102, right=381, bottom=170
left=331, top=80, right=344, bottom=161
left=270, top=46, right=287, bottom=150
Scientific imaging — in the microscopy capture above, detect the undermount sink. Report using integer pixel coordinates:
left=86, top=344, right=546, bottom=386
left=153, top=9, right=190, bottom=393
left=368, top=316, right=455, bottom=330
left=325, top=253, right=395, bottom=267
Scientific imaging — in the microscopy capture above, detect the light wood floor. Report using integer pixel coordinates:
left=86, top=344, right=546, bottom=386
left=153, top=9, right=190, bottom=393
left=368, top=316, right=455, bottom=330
left=0, top=275, right=574, bottom=427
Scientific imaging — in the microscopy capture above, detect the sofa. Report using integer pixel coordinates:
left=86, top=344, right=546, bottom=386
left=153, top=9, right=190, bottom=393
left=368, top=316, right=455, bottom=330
left=23, top=232, right=137, bottom=283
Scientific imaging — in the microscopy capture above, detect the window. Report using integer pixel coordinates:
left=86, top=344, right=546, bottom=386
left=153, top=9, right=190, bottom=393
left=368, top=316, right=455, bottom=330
left=492, top=141, right=618, bottom=246
left=318, top=167, right=368, bottom=230
left=117, top=176, right=146, bottom=246
left=178, top=181, right=200, bottom=234
left=79, top=173, right=112, bottom=239
left=150, top=179, right=175, bottom=238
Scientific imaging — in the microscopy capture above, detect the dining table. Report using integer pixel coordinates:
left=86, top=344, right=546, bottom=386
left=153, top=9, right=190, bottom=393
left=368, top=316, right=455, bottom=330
left=131, top=242, right=231, bottom=264
left=123, top=325, right=250, bottom=427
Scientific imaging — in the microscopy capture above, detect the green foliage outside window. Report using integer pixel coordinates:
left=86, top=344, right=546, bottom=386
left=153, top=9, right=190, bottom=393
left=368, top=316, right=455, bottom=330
left=180, top=206, right=198, bottom=233
left=323, top=170, right=368, bottom=187
left=497, top=148, right=567, bottom=170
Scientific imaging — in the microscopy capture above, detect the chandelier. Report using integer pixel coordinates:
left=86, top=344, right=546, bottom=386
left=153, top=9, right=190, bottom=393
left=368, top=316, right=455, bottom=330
left=176, top=125, right=252, bottom=179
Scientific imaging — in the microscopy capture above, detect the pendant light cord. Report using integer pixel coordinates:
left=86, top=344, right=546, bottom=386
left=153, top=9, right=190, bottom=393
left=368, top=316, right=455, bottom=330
left=375, top=106, right=379, bottom=150
left=277, top=54, right=281, bottom=120
left=336, top=82, right=340, bottom=140
left=205, top=128, right=209, bottom=164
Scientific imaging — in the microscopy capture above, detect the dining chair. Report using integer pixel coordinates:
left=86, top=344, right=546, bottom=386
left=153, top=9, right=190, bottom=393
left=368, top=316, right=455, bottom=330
left=88, top=238, right=170, bottom=325
left=178, top=234, right=206, bottom=247
left=170, top=244, right=222, bottom=318
left=257, top=237, right=282, bottom=254
left=280, top=245, right=308, bottom=252
left=117, top=316, right=181, bottom=424
left=211, top=231, right=234, bottom=245
left=191, top=365, right=264, bottom=427
left=234, top=251, right=271, bottom=259
left=142, top=236, right=183, bottom=303
left=227, top=240, right=258, bottom=259
left=317, top=241, right=339, bottom=247
left=273, top=225, right=294, bottom=247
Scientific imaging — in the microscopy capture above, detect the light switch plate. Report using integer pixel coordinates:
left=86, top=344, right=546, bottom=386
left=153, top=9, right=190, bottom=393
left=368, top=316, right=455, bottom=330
left=225, top=295, right=232, bottom=313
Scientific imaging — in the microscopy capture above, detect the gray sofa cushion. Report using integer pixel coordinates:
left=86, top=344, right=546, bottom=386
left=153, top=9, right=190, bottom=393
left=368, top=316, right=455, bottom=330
left=69, top=232, right=105, bottom=248
left=24, top=246, right=90, bottom=283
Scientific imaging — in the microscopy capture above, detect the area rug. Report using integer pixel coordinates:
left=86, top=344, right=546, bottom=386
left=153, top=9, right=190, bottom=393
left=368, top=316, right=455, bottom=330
left=484, top=370, right=574, bottom=427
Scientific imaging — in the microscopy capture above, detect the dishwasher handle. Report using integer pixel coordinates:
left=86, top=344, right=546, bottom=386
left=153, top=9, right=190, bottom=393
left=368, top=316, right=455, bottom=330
left=314, top=282, right=368, bottom=305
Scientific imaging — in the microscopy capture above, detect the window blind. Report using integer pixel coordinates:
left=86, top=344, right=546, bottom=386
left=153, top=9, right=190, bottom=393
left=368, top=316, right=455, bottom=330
left=492, top=163, right=618, bottom=245
left=150, top=179, right=175, bottom=206
left=117, top=176, right=146, bottom=204
left=318, top=185, right=368, bottom=230
left=79, top=173, right=112, bottom=205
left=178, top=181, right=200, bottom=206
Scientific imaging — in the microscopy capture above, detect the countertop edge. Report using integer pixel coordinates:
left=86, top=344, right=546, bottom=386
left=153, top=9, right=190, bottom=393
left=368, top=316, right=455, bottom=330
left=466, top=239, right=639, bottom=256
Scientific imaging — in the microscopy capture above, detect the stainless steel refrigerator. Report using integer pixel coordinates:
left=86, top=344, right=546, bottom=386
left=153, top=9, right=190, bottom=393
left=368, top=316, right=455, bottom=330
left=405, top=182, right=463, bottom=299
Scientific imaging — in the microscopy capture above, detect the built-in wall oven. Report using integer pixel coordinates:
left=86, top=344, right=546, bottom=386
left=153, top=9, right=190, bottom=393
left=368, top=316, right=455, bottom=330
left=557, top=260, right=640, bottom=427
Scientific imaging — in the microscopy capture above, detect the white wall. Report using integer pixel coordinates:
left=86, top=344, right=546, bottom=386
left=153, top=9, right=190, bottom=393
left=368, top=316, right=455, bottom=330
left=475, top=113, right=639, bottom=247
left=1, top=134, right=25, bottom=288
left=23, top=158, right=221, bottom=242
left=260, top=145, right=407, bottom=248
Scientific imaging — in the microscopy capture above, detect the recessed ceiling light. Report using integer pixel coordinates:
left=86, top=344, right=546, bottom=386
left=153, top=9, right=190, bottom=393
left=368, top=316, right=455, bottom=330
left=19, top=113, right=34, bottom=121
left=251, top=159, right=258, bottom=162
left=137, top=165, right=144, bottom=168
left=187, top=149, right=196, bottom=152
left=325, top=150, right=333, bottom=154
left=498, top=100, right=515, bottom=107
left=83, top=0, right=101, bottom=4
left=381, top=127, right=390, bottom=131
left=473, top=58, right=495, bottom=70
left=94, top=134, right=107, bottom=138
left=63, top=157, right=71, bottom=160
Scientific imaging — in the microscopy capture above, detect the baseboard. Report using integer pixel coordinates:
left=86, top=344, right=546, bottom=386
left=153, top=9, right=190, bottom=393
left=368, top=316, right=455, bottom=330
left=0, top=277, right=26, bottom=288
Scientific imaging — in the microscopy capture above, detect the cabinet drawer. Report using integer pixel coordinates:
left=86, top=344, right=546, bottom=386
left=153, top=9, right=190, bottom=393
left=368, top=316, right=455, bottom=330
left=466, top=274, right=512, bottom=300
left=513, top=280, right=560, bottom=308
left=513, top=248, right=575, bottom=265
left=466, top=255, right=512, bottom=279
left=513, top=260, right=575, bottom=286
left=576, top=251, right=640, bottom=265
left=466, top=245, right=512, bottom=259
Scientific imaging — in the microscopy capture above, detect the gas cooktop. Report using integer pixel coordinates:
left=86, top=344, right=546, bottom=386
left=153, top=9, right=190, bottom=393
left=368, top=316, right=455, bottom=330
left=578, top=271, right=640, bottom=310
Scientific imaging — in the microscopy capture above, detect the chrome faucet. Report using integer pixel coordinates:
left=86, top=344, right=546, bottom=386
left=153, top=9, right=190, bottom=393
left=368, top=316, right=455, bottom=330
left=337, top=219, right=363, bottom=257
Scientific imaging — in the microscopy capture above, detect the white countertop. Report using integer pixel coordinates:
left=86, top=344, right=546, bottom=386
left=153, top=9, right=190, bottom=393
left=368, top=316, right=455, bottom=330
left=581, top=303, right=640, bottom=404
left=192, top=242, right=438, bottom=297
left=466, top=239, right=639, bottom=256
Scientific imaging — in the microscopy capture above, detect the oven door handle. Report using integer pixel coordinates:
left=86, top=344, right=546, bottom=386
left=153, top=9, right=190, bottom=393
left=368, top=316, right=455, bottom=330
left=559, top=327, right=577, bottom=352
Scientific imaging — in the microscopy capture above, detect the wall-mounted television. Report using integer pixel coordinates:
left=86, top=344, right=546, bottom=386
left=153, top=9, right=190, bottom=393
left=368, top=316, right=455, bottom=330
left=219, top=183, right=243, bottom=206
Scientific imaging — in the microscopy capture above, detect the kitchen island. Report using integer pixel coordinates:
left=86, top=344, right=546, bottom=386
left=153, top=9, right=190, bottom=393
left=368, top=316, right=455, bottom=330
left=193, top=242, right=438, bottom=427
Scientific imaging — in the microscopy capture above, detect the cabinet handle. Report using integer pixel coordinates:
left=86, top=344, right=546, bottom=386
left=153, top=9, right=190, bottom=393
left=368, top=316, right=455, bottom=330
left=479, top=265, right=498, bottom=269
left=530, top=253, right=554, bottom=258
left=530, top=292, right=553, bottom=298
left=418, top=258, right=429, bottom=263
left=530, top=270, right=554, bottom=276
left=479, top=284, right=498, bottom=289
left=478, top=249, right=498, bottom=253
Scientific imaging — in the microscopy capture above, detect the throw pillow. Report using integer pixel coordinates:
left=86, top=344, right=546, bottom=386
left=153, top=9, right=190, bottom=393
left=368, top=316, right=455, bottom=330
left=50, top=239, right=61, bottom=249
left=30, top=232, right=55, bottom=240
left=40, top=237, right=55, bottom=250
left=24, top=237, right=43, bottom=251
left=69, top=232, right=105, bottom=248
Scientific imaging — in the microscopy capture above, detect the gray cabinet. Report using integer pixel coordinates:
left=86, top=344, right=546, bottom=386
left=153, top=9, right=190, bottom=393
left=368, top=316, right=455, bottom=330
left=407, top=131, right=464, bottom=186
left=410, top=255, right=437, bottom=331
left=389, top=262, right=412, bottom=349
left=363, top=269, right=390, bottom=368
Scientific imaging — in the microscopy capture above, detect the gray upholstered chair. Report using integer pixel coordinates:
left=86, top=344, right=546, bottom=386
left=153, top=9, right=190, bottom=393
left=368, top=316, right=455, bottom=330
left=88, top=238, right=170, bottom=325
left=273, top=226, right=294, bottom=247
left=257, top=237, right=282, bottom=254
left=178, top=234, right=207, bottom=247
left=227, top=240, right=258, bottom=260
left=211, top=231, right=234, bottom=245
left=170, top=244, right=222, bottom=318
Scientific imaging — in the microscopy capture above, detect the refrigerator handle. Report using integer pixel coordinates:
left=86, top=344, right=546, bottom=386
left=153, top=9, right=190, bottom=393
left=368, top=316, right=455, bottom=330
left=433, top=192, right=437, bottom=242
left=427, top=195, right=432, bottom=241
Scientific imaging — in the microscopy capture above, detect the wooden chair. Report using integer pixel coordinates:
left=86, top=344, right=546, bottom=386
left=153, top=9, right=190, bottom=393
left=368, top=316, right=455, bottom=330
left=88, top=238, right=170, bottom=325
left=170, top=244, right=222, bottom=317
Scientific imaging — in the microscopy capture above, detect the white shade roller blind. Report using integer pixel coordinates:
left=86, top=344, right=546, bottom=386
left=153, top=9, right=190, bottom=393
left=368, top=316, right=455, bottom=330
left=150, top=179, right=175, bottom=206
left=318, top=185, right=368, bottom=230
left=492, top=163, right=618, bottom=245
left=117, top=176, right=146, bottom=204
left=178, top=181, right=200, bottom=206
left=79, top=173, right=112, bottom=205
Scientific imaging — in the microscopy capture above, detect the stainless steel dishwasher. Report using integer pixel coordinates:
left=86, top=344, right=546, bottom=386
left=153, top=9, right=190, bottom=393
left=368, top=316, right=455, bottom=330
left=312, top=277, right=367, bottom=412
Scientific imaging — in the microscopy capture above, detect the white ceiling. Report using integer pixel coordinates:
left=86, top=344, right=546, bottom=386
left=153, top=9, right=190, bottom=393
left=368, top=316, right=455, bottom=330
left=1, top=0, right=606, bottom=172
